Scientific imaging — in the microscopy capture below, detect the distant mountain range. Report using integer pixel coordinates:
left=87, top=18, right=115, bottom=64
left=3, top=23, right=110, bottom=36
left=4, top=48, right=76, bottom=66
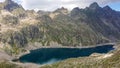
left=0, top=0, right=120, bottom=50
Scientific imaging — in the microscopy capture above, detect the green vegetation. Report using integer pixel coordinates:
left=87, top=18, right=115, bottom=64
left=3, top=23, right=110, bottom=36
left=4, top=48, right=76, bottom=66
left=0, top=0, right=120, bottom=52
left=1, top=14, right=109, bottom=48
left=1, top=15, right=19, bottom=25
left=0, top=62, right=21, bottom=68
left=0, top=1, right=120, bottom=68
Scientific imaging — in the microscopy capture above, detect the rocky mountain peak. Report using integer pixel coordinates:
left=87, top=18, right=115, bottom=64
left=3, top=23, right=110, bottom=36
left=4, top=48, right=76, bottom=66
left=89, top=2, right=100, bottom=10
left=103, top=5, right=112, bottom=11
left=56, top=7, right=67, bottom=11
left=72, top=7, right=81, bottom=12
left=5, top=0, right=13, bottom=3
left=1, top=1, right=120, bottom=54
left=3, top=0, right=23, bottom=11
left=70, top=7, right=82, bottom=16
left=54, top=7, right=69, bottom=14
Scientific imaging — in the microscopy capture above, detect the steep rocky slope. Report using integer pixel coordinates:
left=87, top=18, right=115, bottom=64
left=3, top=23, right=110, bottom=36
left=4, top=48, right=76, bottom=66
left=0, top=0, right=120, bottom=53
left=0, top=0, right=120, bottom=68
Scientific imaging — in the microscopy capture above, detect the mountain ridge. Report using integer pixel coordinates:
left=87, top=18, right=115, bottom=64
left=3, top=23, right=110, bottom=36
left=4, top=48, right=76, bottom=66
left=0, top=0, right=120, bottom=54
left=0, top=1, right=120, bottom=68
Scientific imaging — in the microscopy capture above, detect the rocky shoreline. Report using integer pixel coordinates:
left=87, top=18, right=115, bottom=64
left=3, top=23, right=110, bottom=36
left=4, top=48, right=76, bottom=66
left=0, top=43, right=117, bottom=68
left=26, top=42, right=116, bottom=50
left=12, top=42, right=116, bottom=61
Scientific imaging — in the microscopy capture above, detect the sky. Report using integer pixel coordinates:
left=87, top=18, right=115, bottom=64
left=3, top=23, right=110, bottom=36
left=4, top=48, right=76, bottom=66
left=0, top=0, right=120, bottom=11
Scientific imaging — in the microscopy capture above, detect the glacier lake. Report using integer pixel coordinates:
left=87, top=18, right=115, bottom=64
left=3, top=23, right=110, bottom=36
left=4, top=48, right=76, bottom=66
left=19, top=45, right=114, bottom=65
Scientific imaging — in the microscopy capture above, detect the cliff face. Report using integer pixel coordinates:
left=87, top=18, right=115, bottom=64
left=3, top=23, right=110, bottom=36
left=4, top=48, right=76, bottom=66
left=0, top=1, right=120, bottom=49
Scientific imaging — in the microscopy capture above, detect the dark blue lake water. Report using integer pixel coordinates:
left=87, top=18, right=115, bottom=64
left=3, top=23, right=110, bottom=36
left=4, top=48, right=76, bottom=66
left=19, top=45, right=114, bottom=64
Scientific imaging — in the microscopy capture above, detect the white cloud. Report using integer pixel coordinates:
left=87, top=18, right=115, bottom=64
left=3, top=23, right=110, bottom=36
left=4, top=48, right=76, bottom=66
left=20, top=0, right=120, bottom=11
left=0, top=0, right=120, bottom=11
left=0, top=0, right=21, bottom=4
left=0, top=0, right=4, bottom=2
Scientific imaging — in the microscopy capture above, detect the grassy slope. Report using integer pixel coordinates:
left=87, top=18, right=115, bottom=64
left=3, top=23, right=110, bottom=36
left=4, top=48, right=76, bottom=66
left=0, top=62, right=21, bottom=68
